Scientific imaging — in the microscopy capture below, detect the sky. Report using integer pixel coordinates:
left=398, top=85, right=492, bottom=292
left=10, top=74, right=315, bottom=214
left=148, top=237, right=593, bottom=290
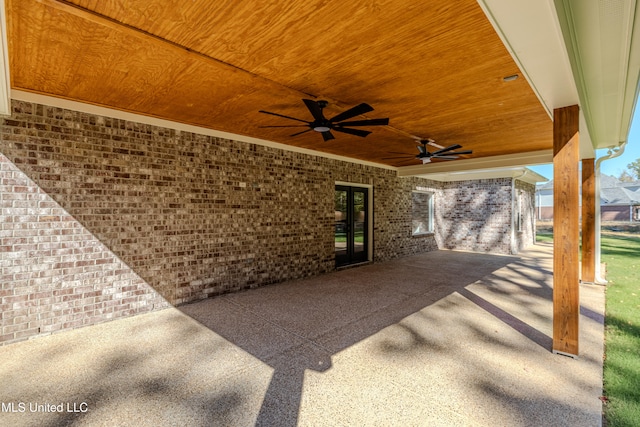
left=528, top=106, right=640, bottom=181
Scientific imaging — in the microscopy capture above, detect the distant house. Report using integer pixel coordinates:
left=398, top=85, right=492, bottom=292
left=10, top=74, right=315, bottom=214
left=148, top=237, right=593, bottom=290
left=535, top=174, right=640, bottom=222
left=600, top=176, right=640, bottom=221
left=535, top=180, right=554, bottom=221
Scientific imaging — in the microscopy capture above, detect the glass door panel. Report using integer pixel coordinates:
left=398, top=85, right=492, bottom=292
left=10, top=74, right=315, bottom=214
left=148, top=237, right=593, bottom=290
left=352, top=189, right=367, bottom=262
left=334, top=188, right=348, bottom=265
left=335, top=185, right=368, bottom=267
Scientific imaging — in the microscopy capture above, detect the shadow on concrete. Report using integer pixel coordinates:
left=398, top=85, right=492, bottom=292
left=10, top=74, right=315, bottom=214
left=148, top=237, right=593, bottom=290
left=0, top=310, right=250, bottom=427
left=0, top=243, right=604, bottom=426
left=458, top=287, right=553, bottom=350
left=179, top=249, right=535, bottom=426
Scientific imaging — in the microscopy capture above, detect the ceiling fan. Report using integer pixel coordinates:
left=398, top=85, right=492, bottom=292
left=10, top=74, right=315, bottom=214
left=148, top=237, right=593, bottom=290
left=259, top=99, right=389, bottom=141
left=385, top=139, right=473, bottom=164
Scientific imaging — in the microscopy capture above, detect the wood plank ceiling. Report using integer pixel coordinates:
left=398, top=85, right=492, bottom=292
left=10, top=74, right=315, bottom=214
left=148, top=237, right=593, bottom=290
left=7, top=0, right=553, bottom=167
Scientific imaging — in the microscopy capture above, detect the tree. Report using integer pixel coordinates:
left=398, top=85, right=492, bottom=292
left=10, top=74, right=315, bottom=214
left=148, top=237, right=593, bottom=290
left=627, top=158, right=640, bottom=179
left=618, top=170, right=635, bottom=182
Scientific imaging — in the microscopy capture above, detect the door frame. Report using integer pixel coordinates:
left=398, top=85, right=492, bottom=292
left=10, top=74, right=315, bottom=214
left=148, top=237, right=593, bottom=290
left=335, top=181, right=373, bottom=265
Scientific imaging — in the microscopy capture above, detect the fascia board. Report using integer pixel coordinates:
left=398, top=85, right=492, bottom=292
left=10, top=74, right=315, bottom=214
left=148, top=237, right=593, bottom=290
left=554, top=0, right=640, bottom=149
left=414, top=167, right=547, bottom=184
left=397, top=150, right=553, bottom=177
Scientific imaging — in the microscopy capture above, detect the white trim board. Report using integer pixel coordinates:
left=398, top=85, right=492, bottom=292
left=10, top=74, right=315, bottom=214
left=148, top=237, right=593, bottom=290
left=416, top=167, right=548, bottom=184
left=0, top=0, right=11, bottom=116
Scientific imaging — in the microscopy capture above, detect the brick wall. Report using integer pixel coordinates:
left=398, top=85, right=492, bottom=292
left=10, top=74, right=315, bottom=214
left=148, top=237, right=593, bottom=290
left=436, top=178, right=514, bottom=253
left=373, top=177, right=439, bottom=260
left=536, top=206, right=553, bottom=221
left=1, top=100, right=534, bottom=346
left=0, top=153, right=170, bottom=345
left=1, top=100, right=440, bottom=345
left=538, top=205, right=635, bottom=222
left=601, top=205, right=631, bottom=221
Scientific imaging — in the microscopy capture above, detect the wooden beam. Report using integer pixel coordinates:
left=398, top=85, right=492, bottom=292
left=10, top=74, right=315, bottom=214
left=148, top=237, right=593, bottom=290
left=581, top=158, right=596, bottom=283
left=552, top=105, right=580, bottom=357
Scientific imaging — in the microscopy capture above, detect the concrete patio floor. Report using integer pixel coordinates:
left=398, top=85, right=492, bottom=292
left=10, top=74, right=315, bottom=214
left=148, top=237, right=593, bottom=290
left=0, top=242, right=605, bottom=426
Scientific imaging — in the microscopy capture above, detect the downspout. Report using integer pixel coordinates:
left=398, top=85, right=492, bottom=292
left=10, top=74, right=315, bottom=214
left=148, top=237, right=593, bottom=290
left=511, top=169, right=528, bottom=254
left=594, top=142, right=627, bottom=283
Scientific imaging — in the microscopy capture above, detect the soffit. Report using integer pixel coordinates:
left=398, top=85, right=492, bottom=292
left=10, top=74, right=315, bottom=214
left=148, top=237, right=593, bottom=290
left=553, top=0, right=640, bottom=149
left=6, top=0, right=552, bottom=168
left=415, top=166, right=548, bottom=184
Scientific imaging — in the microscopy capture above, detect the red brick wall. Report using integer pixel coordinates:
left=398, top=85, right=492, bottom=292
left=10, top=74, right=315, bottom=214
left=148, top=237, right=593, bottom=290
left=536, top=206, right=553, bottom=221
left=601, top=205, right=630, bottom=221
left=540, top=206, right=633, bottom=222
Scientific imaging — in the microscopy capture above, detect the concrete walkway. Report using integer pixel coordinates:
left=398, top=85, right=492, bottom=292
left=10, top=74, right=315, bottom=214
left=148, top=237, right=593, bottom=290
left=0, top=242, right=605, bottom=426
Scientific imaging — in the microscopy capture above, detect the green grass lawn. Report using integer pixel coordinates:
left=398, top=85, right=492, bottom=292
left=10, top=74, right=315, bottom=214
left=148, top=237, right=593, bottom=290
left=334, top=232, right=364, bottom=243
left=600, top=234, right=640, bottom=426
left=535, top=232, right=553, bottom=243
left=536, top=232, right=640, bottom=426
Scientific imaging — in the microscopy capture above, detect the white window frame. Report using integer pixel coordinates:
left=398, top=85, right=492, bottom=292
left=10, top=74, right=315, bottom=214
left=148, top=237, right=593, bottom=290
left=411, top=190, right=434, bottom=236
left=516, top=190, right=523, bottom=232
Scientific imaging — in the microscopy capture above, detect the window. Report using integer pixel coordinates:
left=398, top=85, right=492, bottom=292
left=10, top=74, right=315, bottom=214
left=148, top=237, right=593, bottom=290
left=516, top=190, right=523, bottom=232
left=412, top=191, right=433, bottom=235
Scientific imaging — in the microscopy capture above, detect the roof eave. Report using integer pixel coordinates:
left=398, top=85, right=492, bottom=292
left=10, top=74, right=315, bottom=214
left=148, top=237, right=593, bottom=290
left=413, top=166, right=547, bottom=184
left=479, top=0, right=640, bottom=156
left=553, top=0, right=640, bottom=150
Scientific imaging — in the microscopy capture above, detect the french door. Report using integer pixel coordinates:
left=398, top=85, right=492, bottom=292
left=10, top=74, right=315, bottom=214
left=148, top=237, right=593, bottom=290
left=334, top=185, right=368, bottom=267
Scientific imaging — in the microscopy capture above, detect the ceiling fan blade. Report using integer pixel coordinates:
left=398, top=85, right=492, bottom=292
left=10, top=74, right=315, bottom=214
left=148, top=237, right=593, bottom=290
left=329, top=103, right=374, bottom=123
left=336, top=118, right=389, bottom=127
left=333, top=127, right=371, bottom=137
left=259, top=125, right=309, bottom=128
left=432, top=156, right=459, bottom=160
left=417, top=145, right=426, bottom=154
left=439, top=150, right=472, bottom=155
left=432, top=144, right=462, bottom=155
left=259, top=110, right=309, bottom=123
left=302, top=99, right=326, bottom=121
left=382, top=156, right=414, bottom=159
left=321, top=131, right=335, bottom=141
left=290, top=129, right=313, bottom=137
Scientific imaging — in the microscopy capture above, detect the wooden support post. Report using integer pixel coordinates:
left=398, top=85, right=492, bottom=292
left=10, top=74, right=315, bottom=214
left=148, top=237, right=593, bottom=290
left=552, top=105, right=580, bottom=357
left=581, top=158, right=596, bottom=283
